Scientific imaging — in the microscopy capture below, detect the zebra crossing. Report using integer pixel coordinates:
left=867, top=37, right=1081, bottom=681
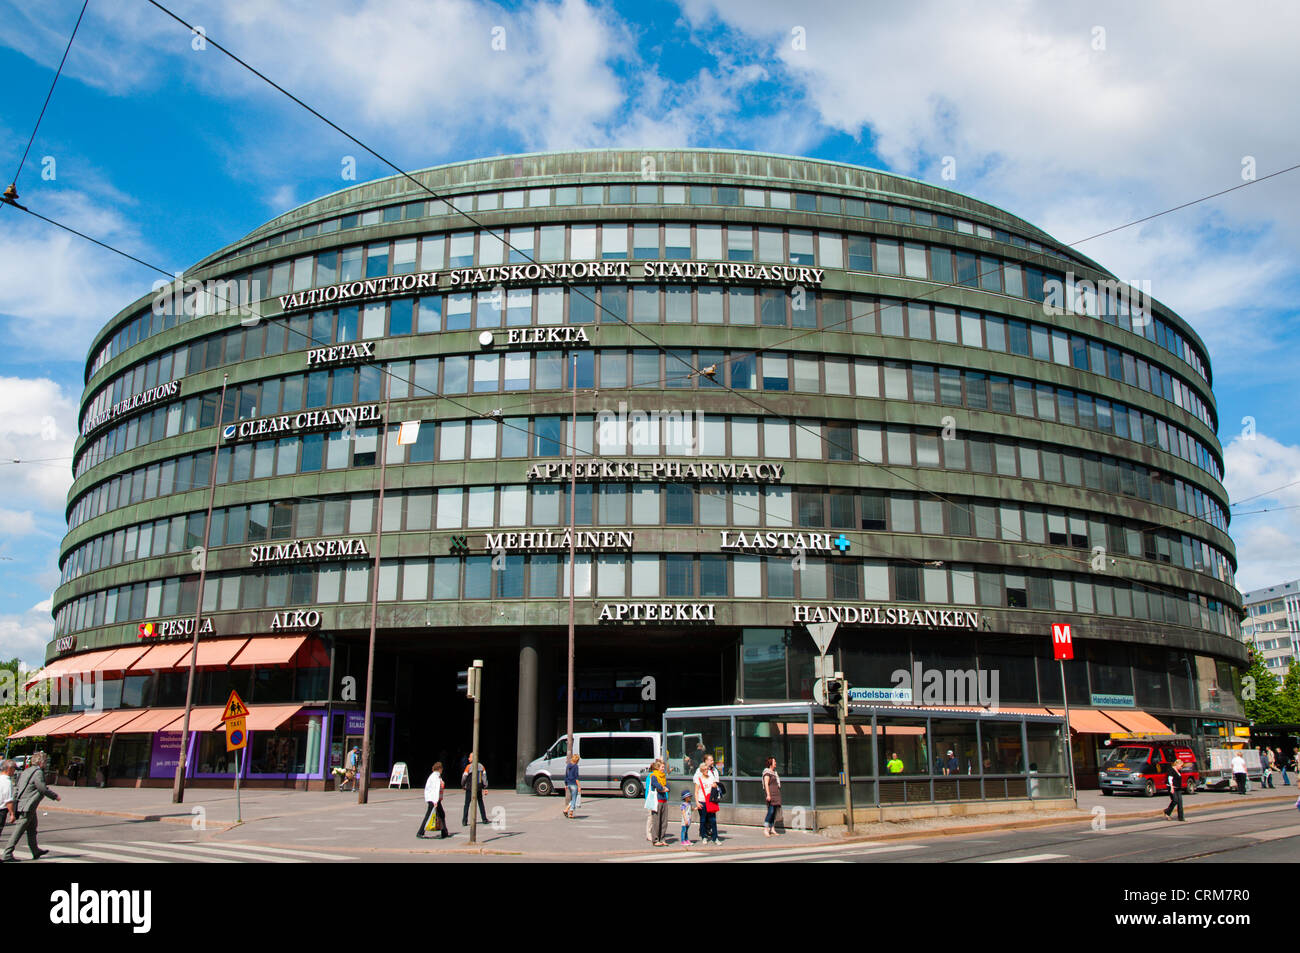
left=37, top=840, right=354, bottom=864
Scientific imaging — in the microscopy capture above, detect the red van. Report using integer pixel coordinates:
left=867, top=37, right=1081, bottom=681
left=1098, top=738, right=1201, bottom=796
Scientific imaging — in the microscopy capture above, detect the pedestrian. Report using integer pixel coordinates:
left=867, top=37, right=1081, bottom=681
left=1259, top=747, right=1273, bottom=789
left=693, top=753, right=720, bottom=844
left=762, top=756, right=782, bottom=836
left=416, top=762, right=448, bottom=839
left=1231, top=751, right=1248, bottom=795
left=2, top=751, right=61, bottom=862
left=644, top=759, right=669, bottom=846
left=679, top=790, right=694, bottom=846
left=886, top=752, right=904, bottom=774
left=944, top=750, right=959, bottom=776
left=1266, top=748, right=1277, bottom=788
left=0, top=760, right=15, bottom=840
left=563, top=753, right=581, bottom=818
left=1162, top=758, right=1186, bottom=822
left=342, top=745, right=361, bottom=791
left=461, top=756, right=488, bottom=827
left=1280, top=747, right=1292, bottom=786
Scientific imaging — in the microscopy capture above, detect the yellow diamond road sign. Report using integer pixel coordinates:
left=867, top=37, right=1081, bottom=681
left=221, top=689, right=249, bottom=722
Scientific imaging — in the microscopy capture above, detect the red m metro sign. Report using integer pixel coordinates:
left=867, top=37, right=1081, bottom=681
left=1052, top=623, right=1074, bottom=660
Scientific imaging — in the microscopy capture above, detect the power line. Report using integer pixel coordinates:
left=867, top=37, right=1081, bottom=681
left=36, top=5, right=1238, bottom=610
left=6, top=0, right=91, bottom=193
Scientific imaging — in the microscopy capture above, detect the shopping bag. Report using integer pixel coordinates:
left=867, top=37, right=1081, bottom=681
left=425, top=805, right=440, bottom=832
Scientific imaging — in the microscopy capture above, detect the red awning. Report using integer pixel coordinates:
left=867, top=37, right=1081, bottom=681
left=245, top=704, right=304, bottom=731
left=118, top=708, right=189, bottom=733
left=1048, top=708, right=1128, bottom=733
left=231, top=636, right=306, bottom=667
left=77, top=709, right=151, bottom=735
left=129, top=642, right=194, bottom=671
left=98, top=645, right=152, bottom=674
left=175, top=638, right=250, bottom=670
left=6, top=713, right=83, bottom=739
left=1104, top=710, right=1173, bottom=734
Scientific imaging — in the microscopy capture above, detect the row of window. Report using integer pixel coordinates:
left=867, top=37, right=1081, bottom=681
left=53, top=556, right=1238, bottom=641
left=59, top=480, right=1235, bottom=590
left=66, top=416, right=1231, bottom=540
left=83, top=282, right=1213, bottom=447
left=91, top=224, right=1208, bottom=391
left=229, top=182, right=1076, bottom=266
left=75, top=354, right=1223, bottom=523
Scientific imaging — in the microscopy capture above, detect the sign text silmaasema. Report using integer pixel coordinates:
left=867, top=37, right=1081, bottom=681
left=277, top=261, right=826, bottom=313
left=597, top=603, right=716, bottom=622
left=527, top=461, right=782, bottom=482
left=306, top=341, right=375, bottom=367
left=485, top=530, right=632, bottom=553
left=224, top=404, right=381, bottom=442
left=81, top=380, right=180, bottom=436
left=249, top=537, right=370, bottom=564
left=792, top=604, right=981, bottom=628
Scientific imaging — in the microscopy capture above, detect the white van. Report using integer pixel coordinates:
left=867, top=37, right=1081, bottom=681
left=526, top=732, right=662, bottom=798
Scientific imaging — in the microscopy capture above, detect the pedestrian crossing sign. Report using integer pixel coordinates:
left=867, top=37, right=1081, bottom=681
left=226, top=716, right=247, bottom=752
left=221, top=689, right=249, bottom=722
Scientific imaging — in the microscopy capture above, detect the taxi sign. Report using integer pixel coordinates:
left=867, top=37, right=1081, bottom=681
left=225, top=716, right=247, bottom=752
left=221, top=689, right=249, bottom=722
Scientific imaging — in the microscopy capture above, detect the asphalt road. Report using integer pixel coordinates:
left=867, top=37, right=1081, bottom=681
left=14, top=794, right=1297, bottom=864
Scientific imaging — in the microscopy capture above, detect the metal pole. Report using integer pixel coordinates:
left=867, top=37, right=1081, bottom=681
left=359, top=389, right=390, bottom=805
left=838, top=671, right=854, bottom=832
left=172, top=373, right=227, bottom=804
left=235, top=745, right=242, bottom=823
left=1059, top=660, right=1078, bottom=807
left=469, top=660, right=482, bottom=844
left=565, top=353, right=577, bottom=753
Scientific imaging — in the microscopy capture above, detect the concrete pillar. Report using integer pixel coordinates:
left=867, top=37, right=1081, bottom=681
left=515, top=631, right=540, bottom=792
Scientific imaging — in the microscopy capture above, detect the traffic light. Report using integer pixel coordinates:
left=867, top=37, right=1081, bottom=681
left=457, top=669, right=470, bottom=696
left=825, top=677, right=844, bottom=708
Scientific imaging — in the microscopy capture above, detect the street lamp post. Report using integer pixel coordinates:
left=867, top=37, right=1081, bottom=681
left=565, top=353, right=577, bottom=755
left=358, top=388, right=390, bottom=804
left=172, top=374, right=227, bottom=804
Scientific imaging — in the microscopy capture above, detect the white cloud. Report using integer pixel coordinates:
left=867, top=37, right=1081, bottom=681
left=0, top=186, right=155, bottom=362
left=1223, top=432, right=1300, bottom=591
left=0, top=600, right=55, bottom=669
left=0, top=377, right=77, bottom=513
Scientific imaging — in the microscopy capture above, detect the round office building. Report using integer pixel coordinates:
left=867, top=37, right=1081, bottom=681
left=31, top=149, right=1245, bottom=800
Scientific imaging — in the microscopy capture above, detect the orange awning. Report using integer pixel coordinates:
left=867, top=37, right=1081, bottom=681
left=1048, top=708, right=1127, bottom=733
left=98, top=645, right=151, bottom=673
left=7, top=713, right=83, bottom=739
left=129, top=642, right=194, bottom=671
left=1105, top=710, right=1173, bottom=734
left=231, top=636, right=306, bottom=666
left=176, top=638, right=250, bottom=669
left=119, top=708, right=188, bottom=733
left=175, top=706, right=227, bottom=732
left=245, top=704, right=304, bottom=731
left=77, top=709, right=151, bottom=735
left=56, top=711, right=119, bottom=734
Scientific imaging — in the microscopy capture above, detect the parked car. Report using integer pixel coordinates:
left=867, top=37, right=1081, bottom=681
left=526, top=732, right=661, bottom=798
left=1098, top=738, right=1201, bottom=796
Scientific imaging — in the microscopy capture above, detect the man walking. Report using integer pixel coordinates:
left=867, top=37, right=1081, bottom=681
left=1261, top=747, right=1276, bottom=789
left=2, top=751, right=61, bottom=862
left=416, top=762, right=448, bottom=839
left=1162, top=759, right=1186, bottom=822
left=0, top=760, right=16, bottom=840
left=461, top=755, right=488, bottom=827
left=1231, top=751, right=1248, bottom=795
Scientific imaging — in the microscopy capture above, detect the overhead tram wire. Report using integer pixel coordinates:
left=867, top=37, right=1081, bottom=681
left=4, top=0, right=91, bottom=203
left=37, top=197, right=1227, bottom=614
left=49, top=7, right=1242, bottom=603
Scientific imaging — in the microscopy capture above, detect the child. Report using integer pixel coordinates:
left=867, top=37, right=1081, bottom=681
left=679, top=790, right=693, bottom=846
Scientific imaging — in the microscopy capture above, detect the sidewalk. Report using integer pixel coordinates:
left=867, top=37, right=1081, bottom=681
left=42, top=781, right=1299, bottom=859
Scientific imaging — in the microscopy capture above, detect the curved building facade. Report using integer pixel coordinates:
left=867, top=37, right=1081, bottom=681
left=40, top=149, right=1244, bottom=792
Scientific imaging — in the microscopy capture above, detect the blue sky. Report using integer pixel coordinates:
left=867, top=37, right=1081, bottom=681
left=1, top=0, right=1298, bottom=665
